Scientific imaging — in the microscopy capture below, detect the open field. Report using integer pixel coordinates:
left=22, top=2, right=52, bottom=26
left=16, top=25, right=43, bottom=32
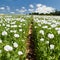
left=0, top=15, right=60, bottom=60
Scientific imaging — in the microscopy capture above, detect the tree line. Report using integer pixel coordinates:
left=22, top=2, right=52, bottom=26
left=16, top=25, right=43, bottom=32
left=29, top=10, right=60, bottom=16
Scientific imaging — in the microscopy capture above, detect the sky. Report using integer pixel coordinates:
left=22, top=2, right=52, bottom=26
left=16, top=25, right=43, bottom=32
left=0, top=0, right=60, bottom=14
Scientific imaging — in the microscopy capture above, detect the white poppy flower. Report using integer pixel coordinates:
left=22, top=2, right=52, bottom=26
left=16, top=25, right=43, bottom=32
left=50, top=44, right=54, bottom=49
left=4, top=45, right=13, bottom=51
left=2, top=31, right=7, bottom=36
left=6, top=24, right=10, bottom=27
left=2, top=23, right=5, bottom=26
left=19, top=29, right=22, bottom=32
left=13, top=42, right=18, bottom=48
left=40, top=38, right=44, bottom=41
left=34, top=26, right=37, bottom=28
left=11, top=25, right=17, bottom=28
left=48, top=33, right=54, bottom=39
left=18, top=51, right=23, bottom=55
left=14, top=34, right=19, bottom=38
left=19, top=25, right=21, bottom=27
left=39, top=30, right=44, bottom=35
left=42, top=26, right=48, bottom=28
left=51, top=24, right=57, bottom=28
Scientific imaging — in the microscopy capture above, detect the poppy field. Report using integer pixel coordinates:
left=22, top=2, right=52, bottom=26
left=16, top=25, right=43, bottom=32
left=0, top=15, right=60, bottom=60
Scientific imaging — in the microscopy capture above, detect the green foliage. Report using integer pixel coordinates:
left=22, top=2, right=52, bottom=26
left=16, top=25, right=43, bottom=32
left=0, top=15, right=60, bottom=60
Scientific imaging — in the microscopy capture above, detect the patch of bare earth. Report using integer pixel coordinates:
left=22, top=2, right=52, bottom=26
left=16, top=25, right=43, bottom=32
left=26, top=22, right=36, bottom=60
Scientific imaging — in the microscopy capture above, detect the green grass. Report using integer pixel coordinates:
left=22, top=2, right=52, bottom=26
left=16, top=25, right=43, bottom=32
left=0, top=15, right=60, bottom=60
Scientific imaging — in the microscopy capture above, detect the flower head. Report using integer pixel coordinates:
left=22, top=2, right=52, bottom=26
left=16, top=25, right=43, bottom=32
left=39, top=30, right=44, bottom=35
left=18, top=51, right=23, bottom=55
left=2, top=31, right=7, bottom=36
left=14, top=34, right=19, bottom=38
left=4, top=45, right=13, bottom=51
left=40, top=38, right=44, bottom=41
left=48, top=33, right=54, bottom=39
left=13, top=42, right=18, bottom=48
left=50, top=44, right=54, bottom=50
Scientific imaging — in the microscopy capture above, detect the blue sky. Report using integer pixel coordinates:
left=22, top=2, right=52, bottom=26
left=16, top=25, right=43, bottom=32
left=0, top=0, right=60, bottom=14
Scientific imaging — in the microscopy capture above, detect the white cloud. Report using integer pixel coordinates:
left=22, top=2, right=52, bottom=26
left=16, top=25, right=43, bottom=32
left=16, top=7, right=27, bottom=13
left=0, top=7, right=5, bottom=10
left=19, top=9, right=27, bottom=13
left=28, top=9, right=34, bottom=12
left=36, top=4, right=42, bottom=7
left=10, top=12, right=15, bottom=14
left=35, top=4, right=55, bottom=14
left=0, top=4, right=55, bottom=14
left=22, top=7, right=25, bottom=9
left=15, top=4, right=55, bottom=14
left=29, top=4, right=34, bottom=8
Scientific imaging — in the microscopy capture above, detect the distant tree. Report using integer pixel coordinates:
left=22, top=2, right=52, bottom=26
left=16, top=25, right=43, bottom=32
left=29, top=10, right=60, bottom=16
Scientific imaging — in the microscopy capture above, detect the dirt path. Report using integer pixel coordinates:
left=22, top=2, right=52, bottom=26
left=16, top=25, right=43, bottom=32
left=26, top=22, right=36, bottom=60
